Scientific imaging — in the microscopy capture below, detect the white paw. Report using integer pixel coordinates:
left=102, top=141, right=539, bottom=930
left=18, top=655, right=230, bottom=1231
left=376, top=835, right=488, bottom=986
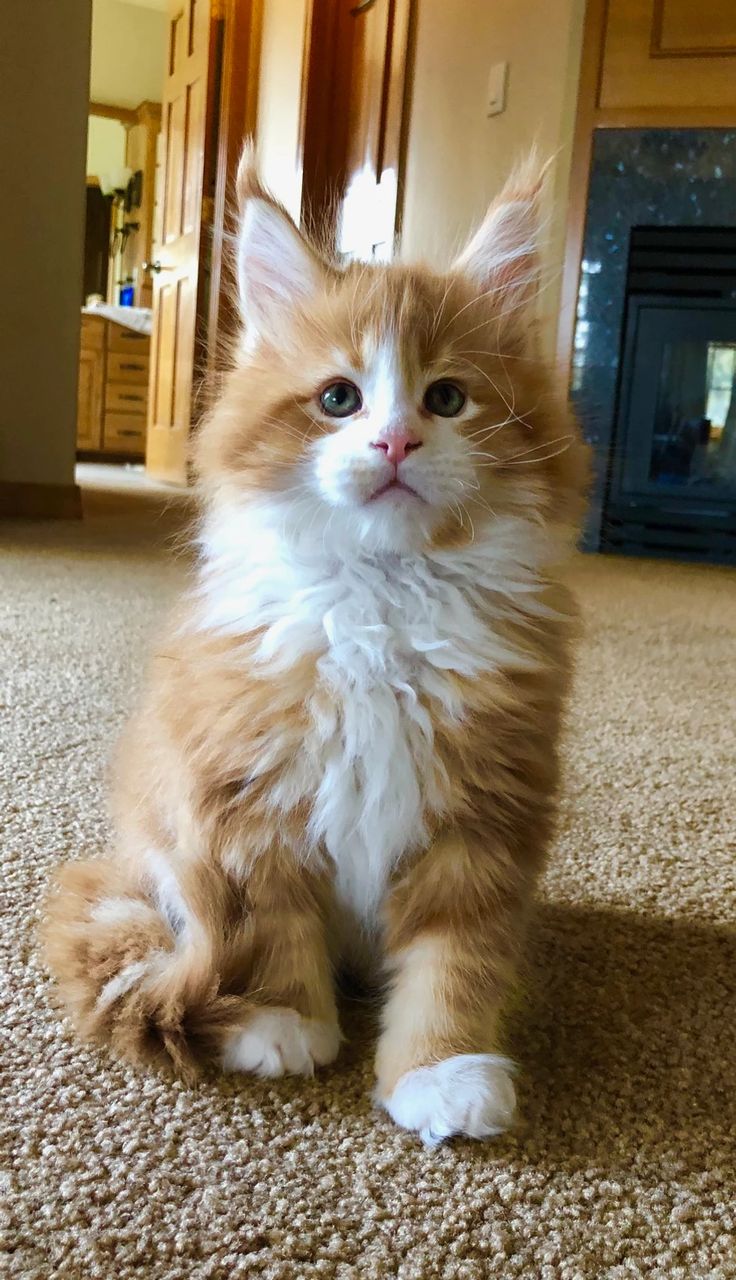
left=222, top=1008, right=341, bottom=1078
left=382, top=1053, right=516, bottom=1146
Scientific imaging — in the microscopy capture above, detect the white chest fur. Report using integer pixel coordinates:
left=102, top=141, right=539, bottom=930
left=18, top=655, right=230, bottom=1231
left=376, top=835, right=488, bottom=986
left=198, top=502, right=548, bottom=926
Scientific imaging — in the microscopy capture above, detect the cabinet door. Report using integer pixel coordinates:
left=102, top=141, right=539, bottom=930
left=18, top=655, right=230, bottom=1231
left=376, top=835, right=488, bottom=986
left=77, top=348, right=103, bottom=450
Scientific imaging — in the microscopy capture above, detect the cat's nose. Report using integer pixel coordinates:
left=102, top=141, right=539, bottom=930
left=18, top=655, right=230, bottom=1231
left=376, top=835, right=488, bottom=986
left=370, top=431, right=423, bottom=466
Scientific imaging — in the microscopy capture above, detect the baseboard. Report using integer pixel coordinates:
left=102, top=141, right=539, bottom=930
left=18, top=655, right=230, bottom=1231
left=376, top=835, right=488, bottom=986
left=0, top=481, right=83, bottom=519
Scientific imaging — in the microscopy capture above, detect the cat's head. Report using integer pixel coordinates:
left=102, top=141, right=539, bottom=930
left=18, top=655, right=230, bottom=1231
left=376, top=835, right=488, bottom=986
left=196, top=152, right=588, bottom=557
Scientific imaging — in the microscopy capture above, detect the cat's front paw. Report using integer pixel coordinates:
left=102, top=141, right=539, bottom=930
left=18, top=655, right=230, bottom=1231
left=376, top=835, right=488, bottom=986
left=222, top=1007, right=341, bottom=1078
left=381, top=1053, right=516, bottom=1146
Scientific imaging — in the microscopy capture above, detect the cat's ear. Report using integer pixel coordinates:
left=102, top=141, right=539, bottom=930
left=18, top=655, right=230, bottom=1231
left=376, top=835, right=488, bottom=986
left=235, top=145, right=326, bottom=339
left=452, top=154, right=548, bottom=309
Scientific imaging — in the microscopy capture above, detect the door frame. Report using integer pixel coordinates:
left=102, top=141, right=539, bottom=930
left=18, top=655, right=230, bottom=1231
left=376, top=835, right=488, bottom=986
left=205, top=0, right=263, bottom=380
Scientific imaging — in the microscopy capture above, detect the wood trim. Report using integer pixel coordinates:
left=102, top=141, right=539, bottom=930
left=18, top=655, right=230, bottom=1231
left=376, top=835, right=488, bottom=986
left=135, top=100, right=162, bottom=126
left=0, top=482, right=82, bottom=520
left=380, top=0, right=414, bottom=243
left=296, top=0, right=317, bottom=201
left=206, top=0, right=264, bottom=380
left=89, top=101, right=137, bottom=125
left=555, top=0, right=609, bottom=377
left=596, top=105, right=736, bottom=127
left=650, top=0, right=736, bottom=58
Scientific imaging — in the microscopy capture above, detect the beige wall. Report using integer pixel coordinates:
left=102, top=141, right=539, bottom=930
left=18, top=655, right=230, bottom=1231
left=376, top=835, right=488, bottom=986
left=87, top=114, right=127, bottom=179
left=401, top=0, right=586, bottom=357
left=0, top=0, right=92, bottom=490
left=90, top=0, right=167, bottom=109
left=251, top=0, right=585, bottom=356
left=255, top=0, right=309, bottom=220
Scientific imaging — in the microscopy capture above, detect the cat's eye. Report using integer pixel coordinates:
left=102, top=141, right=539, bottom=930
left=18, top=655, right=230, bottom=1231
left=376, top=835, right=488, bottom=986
left=423, top=380, right=466, bottom=417
left=319, top=380, right=362, bottom=418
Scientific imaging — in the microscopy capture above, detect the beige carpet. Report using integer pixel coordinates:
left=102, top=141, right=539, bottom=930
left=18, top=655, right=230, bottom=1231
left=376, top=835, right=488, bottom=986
left=2, top=474, right=735, bottom=1279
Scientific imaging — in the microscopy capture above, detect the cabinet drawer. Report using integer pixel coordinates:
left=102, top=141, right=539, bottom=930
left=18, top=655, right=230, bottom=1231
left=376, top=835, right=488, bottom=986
left=80, top=314, right=105, bottom=350
left=107, top=326, right=150, bottom=355
left=107, top=351, right=149, bottom=384
left=103, top=412, right=146, bottom=453
left=106, top=382, right=148, bottom=413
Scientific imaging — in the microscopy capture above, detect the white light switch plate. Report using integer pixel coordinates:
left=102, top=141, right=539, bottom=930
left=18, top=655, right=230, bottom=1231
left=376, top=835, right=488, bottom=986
left=487, top=61, right=508, bottom=117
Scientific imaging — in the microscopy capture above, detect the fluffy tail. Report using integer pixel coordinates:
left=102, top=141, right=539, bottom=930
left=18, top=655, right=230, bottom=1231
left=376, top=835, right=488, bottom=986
left=41, top=858, right=255, bottom=1081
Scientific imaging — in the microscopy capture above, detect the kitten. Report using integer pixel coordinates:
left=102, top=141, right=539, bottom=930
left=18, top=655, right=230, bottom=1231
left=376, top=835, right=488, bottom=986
left=42, top=153, right=588, bottom=1145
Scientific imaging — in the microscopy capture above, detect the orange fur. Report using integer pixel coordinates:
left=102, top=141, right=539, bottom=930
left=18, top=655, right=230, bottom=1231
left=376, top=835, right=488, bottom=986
left=42, top=155, right=588, bottom=1137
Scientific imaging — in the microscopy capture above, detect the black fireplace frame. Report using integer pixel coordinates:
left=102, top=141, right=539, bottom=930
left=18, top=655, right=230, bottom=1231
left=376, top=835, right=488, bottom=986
left=602, top=295, right=736, bottom=564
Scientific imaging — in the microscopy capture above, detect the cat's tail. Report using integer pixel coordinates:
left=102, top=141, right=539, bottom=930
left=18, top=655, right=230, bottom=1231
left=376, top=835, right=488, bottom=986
left=41, top=857, right=255, bottom=1081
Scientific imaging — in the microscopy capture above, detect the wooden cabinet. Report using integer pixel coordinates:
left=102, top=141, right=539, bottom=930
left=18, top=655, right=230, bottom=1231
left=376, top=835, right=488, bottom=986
left=76, top=316, right=150, bottom=458
left=76, top=347, right=104, bottom=450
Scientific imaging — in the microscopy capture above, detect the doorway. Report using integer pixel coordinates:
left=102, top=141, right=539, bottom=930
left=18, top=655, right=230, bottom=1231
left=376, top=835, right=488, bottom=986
left=77, top=0, right=414, bottom=491
left=77, top=0, right=168, bottom=490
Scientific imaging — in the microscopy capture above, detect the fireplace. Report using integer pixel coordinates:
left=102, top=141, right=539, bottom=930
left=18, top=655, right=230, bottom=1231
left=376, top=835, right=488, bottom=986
left=570, top=129, right=736, bottom=564
left=603, top=227, right=736, bottom=561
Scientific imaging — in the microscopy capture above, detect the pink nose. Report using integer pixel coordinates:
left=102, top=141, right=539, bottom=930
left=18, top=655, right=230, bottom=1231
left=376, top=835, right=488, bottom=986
left=370, top=432, right=423, bottom=466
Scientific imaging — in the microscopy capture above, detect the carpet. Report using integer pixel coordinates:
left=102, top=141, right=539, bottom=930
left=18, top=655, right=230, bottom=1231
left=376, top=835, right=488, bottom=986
left=2, top=474, right=735, bottom=1279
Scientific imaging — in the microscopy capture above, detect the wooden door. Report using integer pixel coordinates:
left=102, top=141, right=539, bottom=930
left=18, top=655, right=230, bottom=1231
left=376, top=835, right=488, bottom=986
left=337, top=0, right=413, bottom=260
left=300, top=0, right=414, bottom=261
left=146, top=0, right=211, bottom=484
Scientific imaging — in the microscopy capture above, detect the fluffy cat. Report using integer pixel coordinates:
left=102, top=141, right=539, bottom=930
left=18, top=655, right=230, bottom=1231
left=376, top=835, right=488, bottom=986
left=42, top=153, right=588, bottom=1145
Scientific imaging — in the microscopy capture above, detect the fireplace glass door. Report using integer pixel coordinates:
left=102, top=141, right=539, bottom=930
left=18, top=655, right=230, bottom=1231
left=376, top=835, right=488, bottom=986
left=614, top=298, right=736, bottom=504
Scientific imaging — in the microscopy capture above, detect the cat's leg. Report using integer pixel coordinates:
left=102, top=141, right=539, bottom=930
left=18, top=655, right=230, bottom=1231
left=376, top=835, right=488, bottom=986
left=375, top=829, right=534, bottom=1145
left=219, top=853, right=341, bottom=1078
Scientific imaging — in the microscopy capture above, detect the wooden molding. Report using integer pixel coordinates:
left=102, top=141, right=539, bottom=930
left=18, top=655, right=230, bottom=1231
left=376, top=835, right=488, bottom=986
left=555, top=0, right=608, bottom=378
left=89, top=101, right=137, bottom=125
left=597, top=105, right=736, bottom=127
left=135, top=100, right=162, bottom=126
left=206, top=0, right=264, bottom=379
left=650, top=0, right=736, bottom=59
left=0, top=481, right=82, bottom=520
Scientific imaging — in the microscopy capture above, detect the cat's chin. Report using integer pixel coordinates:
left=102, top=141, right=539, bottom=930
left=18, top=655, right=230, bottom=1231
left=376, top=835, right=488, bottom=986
left=335, top=496, right=443, bottom=556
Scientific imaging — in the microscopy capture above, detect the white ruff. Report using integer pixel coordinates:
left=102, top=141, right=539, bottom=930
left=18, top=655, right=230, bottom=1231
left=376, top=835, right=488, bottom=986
left=196, top=499, right=557, bottom=935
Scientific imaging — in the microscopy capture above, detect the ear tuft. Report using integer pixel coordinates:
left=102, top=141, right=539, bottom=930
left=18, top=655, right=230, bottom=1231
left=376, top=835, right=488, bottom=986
left=453, top=151, right=551, bottom=308
left=235, top=142, right=326, bottom=341
left=235, top=140, right=267, bottom=209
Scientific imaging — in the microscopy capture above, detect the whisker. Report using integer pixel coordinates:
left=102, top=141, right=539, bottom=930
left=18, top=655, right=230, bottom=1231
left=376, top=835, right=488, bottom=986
left=449, top=265, right=561, bottom=348
left=475, top=435, right=574, bottom=467
left=459, top=502, right=476, bottom=543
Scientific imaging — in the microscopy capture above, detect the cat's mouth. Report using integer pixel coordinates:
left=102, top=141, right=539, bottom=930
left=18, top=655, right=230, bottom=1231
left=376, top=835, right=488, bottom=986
left=368, top=478, right=424, bottom=503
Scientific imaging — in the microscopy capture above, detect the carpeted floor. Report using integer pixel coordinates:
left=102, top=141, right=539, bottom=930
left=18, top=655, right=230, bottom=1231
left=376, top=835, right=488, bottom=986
left=2, top=472, right=735, bottom=1279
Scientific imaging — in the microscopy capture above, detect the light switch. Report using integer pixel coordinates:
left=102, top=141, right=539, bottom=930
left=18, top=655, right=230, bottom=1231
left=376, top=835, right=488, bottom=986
left=487, top=61, right=508, bottom=117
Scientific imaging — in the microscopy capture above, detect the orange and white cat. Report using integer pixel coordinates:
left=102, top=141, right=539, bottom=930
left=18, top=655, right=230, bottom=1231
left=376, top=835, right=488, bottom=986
left=43, top=154, right=588, bottom=1145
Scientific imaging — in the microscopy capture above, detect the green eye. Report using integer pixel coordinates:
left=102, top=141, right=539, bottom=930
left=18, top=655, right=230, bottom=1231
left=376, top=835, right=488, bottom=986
left=423, top=380, right=466, bottom=417
left=319, top=380, right=362, bottom=418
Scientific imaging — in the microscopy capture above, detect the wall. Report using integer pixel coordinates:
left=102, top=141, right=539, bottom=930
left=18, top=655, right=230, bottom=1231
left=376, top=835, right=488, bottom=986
left=90, top=0, right=167, bottom=109
left=0, top=0, right=92, bottom=493
left=87, top=114, right=127, bottom=178
left=401, top=0, right=586, bottom=359
left=255, top=0, right=309, bottom=220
